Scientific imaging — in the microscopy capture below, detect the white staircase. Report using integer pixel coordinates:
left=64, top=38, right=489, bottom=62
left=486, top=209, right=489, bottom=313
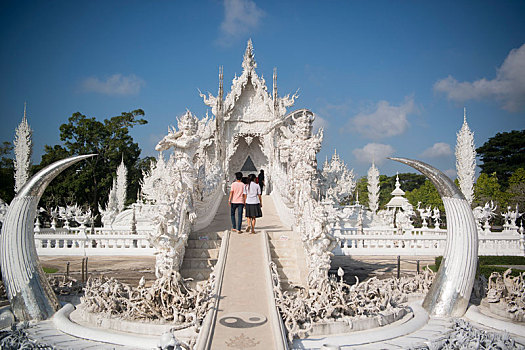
left=267, top=230, right=306, bottom=291
left=180, top=231, right=224, bottom=288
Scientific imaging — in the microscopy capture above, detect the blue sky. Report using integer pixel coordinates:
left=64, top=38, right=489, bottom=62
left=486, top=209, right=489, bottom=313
left=1, top=0, right=524, bottom=178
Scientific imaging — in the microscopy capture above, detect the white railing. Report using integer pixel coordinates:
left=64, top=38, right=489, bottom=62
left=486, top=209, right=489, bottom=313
left=194, top=181, right=225, bottom=231
left=333, top=226, right=525, bottom=256
left=34, top=226, right=155, bottom=256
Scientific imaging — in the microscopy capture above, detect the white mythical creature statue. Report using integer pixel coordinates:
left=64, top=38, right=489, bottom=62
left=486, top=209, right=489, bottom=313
left=472, top=201, right=497, bottom=233
left=416, top=202, right=431, bottom=228
left=279, top=110, right=323, bottom=215
left=143, top=111, right=215, bottom=278
left=156, top=110, right=201, bottom=192
left=279, top=110, right=338, bottom=290
left=502, top=205, right=521, bottom=230
left=58, top=205, right=77, bottom=229
left=302, top=200, right=338, bottom=289
left=395, top=201, right=415, bottom=230
left=71, top=205, right=91, bottom=228
left=431, top=207, right=441, bottom=228
left=156, top=110, right=215, bottom=197
left=142, top=154, right=193, bottom=278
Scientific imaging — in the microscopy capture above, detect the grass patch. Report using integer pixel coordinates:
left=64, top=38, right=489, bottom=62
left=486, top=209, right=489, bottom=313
left=431, top=256, right=525, bottom=278
left=43, top=267, right=58, bottom=274
left=478, top=256, right=525, bottom=266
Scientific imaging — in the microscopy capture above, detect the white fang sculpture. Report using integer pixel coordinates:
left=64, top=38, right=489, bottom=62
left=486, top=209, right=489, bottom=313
left=1, top=154, right=94, bottom=320
left=13, top=104, right=32, bottom=194
left=455, top=108, right=476, bottom=205
left=390, top=157, right=478, bottom=317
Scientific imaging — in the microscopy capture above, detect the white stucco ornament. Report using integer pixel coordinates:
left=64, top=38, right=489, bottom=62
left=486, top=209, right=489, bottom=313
left=367, top=162, right=380, bottom=214
left=320, top=149, right=356, bottom=204
left=455, top=108, right=476, bottom=205
left=13, top=104, right=32, bottom=194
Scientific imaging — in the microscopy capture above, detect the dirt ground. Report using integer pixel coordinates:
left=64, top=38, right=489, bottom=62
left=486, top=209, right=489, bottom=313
left=40, top=256, right=157, bottom=286
left=40, top=254, right=437, bottom=287
left=330, top=255, right=436, bottom=285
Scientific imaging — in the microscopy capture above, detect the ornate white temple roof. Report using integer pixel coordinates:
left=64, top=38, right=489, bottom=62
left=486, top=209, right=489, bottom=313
left=200, top=39, right=298, bottom=121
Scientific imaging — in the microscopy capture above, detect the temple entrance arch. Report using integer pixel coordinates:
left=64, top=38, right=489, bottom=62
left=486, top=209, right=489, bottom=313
left=227, top=135, right=268, bottom=181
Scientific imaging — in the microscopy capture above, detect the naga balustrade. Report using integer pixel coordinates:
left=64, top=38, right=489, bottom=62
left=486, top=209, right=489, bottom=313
left=333, top=226, right=524, bottom=256
left=34, top=226, right=154, bottom=256
left=31, top=211, right=524, bottom=257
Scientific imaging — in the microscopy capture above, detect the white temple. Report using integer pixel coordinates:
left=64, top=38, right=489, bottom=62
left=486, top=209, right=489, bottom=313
left=1, top=39, right=524, bottom=350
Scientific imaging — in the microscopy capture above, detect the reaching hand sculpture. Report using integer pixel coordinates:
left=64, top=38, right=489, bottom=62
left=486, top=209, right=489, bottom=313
left=389, top=157, right=478, bottom=317
left=1, top=154, right=95, bottom=321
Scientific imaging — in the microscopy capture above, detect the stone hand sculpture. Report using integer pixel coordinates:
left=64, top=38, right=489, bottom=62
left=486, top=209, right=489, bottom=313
left=389, top=157, right=478, bottom=317
left=1, top=154, right=95, bottom=321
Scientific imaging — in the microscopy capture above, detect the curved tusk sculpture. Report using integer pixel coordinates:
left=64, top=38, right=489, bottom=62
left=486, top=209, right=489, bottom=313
left=1, top=154, right=95, bottom=321
left=389, top=157, right=478, bottom=317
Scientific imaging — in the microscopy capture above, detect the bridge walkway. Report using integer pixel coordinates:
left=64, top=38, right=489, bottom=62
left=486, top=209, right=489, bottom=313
left=200, top=194, right=290, bottom=349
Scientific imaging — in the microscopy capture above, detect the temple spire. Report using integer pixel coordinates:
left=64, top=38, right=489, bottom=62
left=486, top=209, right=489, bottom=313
left=242, top=39, right=257, bottom=73
left=218, top=65, right=224, bottom=111
left=273, top=67, right=278, bottom=111
left=463, top=107, right=467, bottom=124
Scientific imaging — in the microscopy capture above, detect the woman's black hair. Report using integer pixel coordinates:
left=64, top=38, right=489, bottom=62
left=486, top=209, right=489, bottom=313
left=247, top=174, right=256, bottom=190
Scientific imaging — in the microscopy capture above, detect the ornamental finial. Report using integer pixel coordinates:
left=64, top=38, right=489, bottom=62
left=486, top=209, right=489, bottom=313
left=242, top=39, right=257, bottom=72
left=273, top=67, right=277, bottom=104
left=463, top=107, right=467, bottom=124
left=218, top=65, right=224, bottom=110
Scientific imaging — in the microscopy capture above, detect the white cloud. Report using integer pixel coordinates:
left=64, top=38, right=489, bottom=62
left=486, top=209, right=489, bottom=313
left=434, top=43, right=525, bottom=112
left=420, top=142, right=452, bottom=158
left=217, top=0, right=264, bottom=46
left=352, top=143, right=395, bottom=165
left=344, top=96, right=417, bottom=139
left=82, top=74, right=144, bottom=96
left=312, top=114, right=328, bottom=132
left=444, top=169, right=457, bottom=180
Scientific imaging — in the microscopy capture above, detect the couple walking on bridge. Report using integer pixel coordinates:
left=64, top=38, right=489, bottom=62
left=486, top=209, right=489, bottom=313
left=228, top=171, right=263, bottom=234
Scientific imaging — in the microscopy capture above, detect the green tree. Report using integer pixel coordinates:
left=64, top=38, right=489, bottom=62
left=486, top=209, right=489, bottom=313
left=0, top=141, right=14, bottom=202
left=406, top=180, right=444, bottom=212
left=473, top=172, right=506, bottom=208
left=347, top=173, right=427, bottom=210
left=344, top=176, right=368, bottom=207
left=378, top=173, right=427, bottom=209
left=507, top=168, right=525, bottom=210
left=37, top=110, right=148, bottom=214
left=476, top=130, right=525, bottom=189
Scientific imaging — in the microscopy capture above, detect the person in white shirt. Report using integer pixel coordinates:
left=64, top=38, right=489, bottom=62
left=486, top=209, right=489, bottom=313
left=243, top=173, right=262, bottom=234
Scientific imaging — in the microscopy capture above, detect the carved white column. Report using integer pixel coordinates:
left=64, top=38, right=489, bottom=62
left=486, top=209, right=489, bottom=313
left=455, top=108, right=476, bottom=205
left=367, top=162, right=380, bottom=214
left=13, top=104, right=32, bottom=194
left=116, top=156, right=127, bottom=212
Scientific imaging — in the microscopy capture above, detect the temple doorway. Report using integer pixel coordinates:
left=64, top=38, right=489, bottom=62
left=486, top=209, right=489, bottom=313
left=227, top=135, right=268, bottom=182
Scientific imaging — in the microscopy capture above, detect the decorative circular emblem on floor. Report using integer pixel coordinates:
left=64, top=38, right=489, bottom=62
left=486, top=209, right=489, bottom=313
left=219, top=312, right=267, bottom=328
